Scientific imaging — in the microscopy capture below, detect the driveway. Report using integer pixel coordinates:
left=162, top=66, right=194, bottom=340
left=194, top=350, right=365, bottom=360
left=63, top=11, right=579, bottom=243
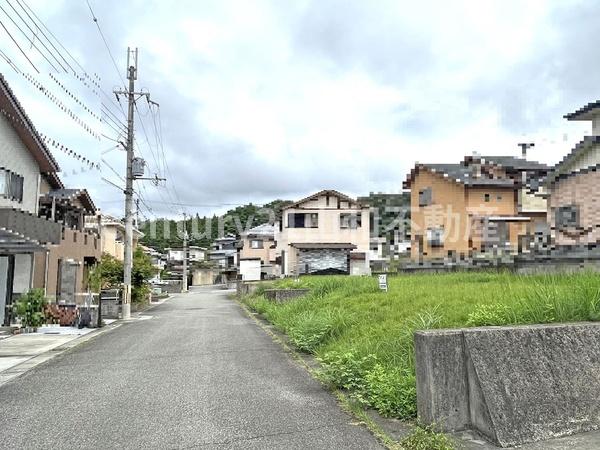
left=0, top=286, right=382, bottom=449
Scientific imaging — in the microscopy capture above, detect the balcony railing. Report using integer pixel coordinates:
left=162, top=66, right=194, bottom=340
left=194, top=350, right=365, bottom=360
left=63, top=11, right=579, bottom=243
left=0, top=207, right=62, bottom=249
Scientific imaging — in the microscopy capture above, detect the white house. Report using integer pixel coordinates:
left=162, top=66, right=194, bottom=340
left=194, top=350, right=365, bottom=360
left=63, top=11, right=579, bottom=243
left=275, top=190, right=371, bottom=276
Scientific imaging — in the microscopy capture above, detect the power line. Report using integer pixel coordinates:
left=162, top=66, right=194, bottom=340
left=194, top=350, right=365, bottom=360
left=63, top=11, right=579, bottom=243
left=85, top=0, right=126, bottom=89
left=0, top=17, right=38, bottom=72
left=101, top=157, right=124, bottom=182
left=4, top=0, right=67, bottom=72
left=0, top=2, right=61, bottom=71
left=0, top=47, right=20, bottom=73
left=17, top=0, right=125, bottom=118
left=14, top=0, right=76, bottom=74
left=134, top=101, right=162, bottom=177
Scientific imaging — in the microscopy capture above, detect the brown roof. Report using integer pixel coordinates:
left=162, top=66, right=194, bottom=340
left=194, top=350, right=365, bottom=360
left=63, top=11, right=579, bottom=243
left=40, top=188, right=96, bottom=213
left=0, top=74, right=61, bottom=179
left=288, top=189, right=364, bottom=209
left=291, top=243, right=357, bottom=250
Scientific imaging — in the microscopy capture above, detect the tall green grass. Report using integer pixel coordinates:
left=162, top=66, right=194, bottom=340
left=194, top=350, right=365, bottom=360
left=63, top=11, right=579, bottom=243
left=243, top=271, right=600, bottom=420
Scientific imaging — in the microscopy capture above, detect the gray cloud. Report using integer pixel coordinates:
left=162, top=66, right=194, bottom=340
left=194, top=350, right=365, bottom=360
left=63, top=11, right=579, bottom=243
left=4, top=0, right=600, bottom=219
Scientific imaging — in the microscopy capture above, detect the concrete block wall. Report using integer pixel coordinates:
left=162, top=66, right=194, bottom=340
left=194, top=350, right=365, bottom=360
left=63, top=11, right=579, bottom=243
left=415, top=323, right=600, bottom=447
left=264, top=289, right=310, bottom=303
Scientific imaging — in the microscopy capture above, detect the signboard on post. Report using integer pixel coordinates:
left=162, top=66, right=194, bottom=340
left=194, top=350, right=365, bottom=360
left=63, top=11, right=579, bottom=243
left=378, top=274, right=388, bottom=292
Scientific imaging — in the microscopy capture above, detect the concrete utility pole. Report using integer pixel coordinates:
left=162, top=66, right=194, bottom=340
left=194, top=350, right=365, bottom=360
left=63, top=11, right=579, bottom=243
left=114, top=48, right=149, bottom=320
left=181, top=212, right=188, bottom=293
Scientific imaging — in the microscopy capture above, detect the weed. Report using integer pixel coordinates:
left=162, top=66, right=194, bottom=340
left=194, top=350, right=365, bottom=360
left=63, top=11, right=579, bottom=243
left=243, top=272, right=600, bottom=422
left=400, top=424, right=455, bottom=450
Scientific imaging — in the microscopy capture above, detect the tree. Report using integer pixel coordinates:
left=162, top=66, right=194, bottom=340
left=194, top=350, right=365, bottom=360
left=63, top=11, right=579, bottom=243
left=139, top=198, right=293, bottom=251
left=90, top=250, right=155, bottom=303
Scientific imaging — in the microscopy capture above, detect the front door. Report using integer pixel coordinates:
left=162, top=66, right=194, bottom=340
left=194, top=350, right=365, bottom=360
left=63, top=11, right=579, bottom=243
left=58, top=259, right=78, bottom=304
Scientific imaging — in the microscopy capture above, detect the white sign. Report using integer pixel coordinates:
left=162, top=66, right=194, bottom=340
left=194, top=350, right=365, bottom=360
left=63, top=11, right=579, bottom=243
left=378, top=274, right=388, bottom=292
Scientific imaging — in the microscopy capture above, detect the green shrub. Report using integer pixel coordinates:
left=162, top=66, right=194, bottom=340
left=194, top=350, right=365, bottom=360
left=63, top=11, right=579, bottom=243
left=364, top=363, right=417, bottom=419
left=466, top=303, right=511, bottom=327
left=319, top=351, right=377, bottom=393
left=400, top=425, right=455, bottom=450
left=13, top=289, right=47, bottom=329
left=244, top=272, right=600, bottom=426
left=289, top=312, right=334, bottom=352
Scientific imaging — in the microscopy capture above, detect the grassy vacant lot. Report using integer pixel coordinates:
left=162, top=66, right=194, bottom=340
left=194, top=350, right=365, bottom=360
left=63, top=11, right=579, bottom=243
left=243, top=272, right=600, bottom=424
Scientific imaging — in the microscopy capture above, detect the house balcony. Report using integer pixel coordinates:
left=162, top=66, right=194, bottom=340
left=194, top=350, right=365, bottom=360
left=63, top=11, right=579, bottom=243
left=0, top=207, right=62, bottom=252
left=518, top=188, right=547, bottom=214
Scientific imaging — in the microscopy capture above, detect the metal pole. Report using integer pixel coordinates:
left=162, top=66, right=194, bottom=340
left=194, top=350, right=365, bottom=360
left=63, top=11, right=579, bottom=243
left=97, top=214, right=103, bottom=328
left=122, top=48, right=138, bottom=320
left=182, top=212, right=188, bottom=293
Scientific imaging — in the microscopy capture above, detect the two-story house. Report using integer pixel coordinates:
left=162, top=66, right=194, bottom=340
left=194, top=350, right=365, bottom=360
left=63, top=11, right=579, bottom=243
left=548, top=100, right=600, bottom=248
left=275, top=190, right=370, bottom=276
left=34, top=188, right=101, bottom=304
left=238, top=223, right=276, bottom=280
left=404, top=155, right=548, bottom=262
left=84, top=214, right=143, bottom=262
left=208, top=235, right=237, bottom=269
left=165, top=246, right=206, bottom=263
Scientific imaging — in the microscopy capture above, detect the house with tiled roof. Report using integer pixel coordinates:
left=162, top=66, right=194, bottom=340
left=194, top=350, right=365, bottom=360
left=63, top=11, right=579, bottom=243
left=547, top=101, right=600, bottom=247
left=274, top=190, right=370, bottom=276
left=403, top=154, right=549, bottom=262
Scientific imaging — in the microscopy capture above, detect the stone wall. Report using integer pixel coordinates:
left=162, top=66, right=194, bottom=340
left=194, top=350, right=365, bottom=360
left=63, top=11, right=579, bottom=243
left=415, top=323, right=600, bottom=447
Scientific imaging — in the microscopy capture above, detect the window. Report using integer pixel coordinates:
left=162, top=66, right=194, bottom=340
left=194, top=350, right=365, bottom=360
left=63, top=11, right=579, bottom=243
left=0, top=168, right=24, bottom=203
left=419, top=187, right=432, bottom=207
left=497, top=195, right=503, bottom=201
left=484, top=193, right=491, bottom=202
left=250, top=240, right=263, bottom=249
left=340, top=213, right=362, bottom=229
left=556, top=205, right=579, bottom=228
left=426, top=228, right=444, bottom=248
left=287, top=213, right=319, bottom=228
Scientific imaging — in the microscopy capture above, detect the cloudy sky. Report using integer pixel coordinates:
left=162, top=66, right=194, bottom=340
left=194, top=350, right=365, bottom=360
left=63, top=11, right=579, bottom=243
left=0, top=0, right=597, bottom=219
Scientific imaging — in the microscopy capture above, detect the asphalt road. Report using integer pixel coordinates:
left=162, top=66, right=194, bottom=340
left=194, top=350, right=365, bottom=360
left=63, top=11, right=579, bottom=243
left=0, top=286, right=382, bottom=449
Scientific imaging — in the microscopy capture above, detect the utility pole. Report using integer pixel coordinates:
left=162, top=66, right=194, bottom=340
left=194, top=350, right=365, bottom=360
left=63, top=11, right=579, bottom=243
left=115, top=48, right=147, bottom=320
left=182, top=212, right=188, bottom=293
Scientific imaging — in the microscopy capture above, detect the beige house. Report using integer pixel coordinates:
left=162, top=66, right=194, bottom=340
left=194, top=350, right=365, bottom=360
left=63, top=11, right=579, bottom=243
left=85, top=214, right=143, bottom=261
left=275, top=190, right=370, bottom=276
left=548, top=101, right=600, bottom=247
left=238, top=223, right=276, bottom=280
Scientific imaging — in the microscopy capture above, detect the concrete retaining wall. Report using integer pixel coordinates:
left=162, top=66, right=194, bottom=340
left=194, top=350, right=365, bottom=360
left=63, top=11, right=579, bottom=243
left=415, top=323, right=600, bottom=447
left=264, top=289, right=310, bottom=303
left=236, top=281, right=263, bottom=297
